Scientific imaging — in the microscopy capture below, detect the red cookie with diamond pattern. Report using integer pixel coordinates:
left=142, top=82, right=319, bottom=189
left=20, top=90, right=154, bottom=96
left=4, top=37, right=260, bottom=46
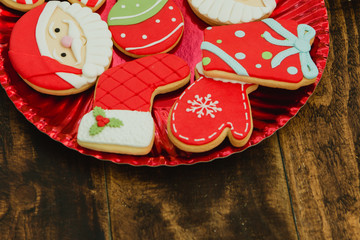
left=77, top=54, right=190, bottom=155
left=167, top=63, right=258, bottom=153
left=107, top=0, right=184, bottom=58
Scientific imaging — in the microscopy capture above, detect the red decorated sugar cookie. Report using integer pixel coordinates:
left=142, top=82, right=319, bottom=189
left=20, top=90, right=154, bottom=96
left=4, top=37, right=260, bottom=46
left=201, top=18, right=319, bottom=90
left=167, top=63, right=258, bottom=153
left=8, top=1, right=113, bottom=96
left=107, top=0, right=184, bottom=58
left=1, top=0, right=44, bottom=12
left=68, top=0, right=105, bottom=12
left=77, top=54, right=190, bottom=155
left=187, top=0, right=276, bottom=26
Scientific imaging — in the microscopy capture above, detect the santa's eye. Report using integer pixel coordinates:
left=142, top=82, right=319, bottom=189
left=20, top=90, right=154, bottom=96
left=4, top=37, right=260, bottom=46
left=61, top=53, right=67, bottom=57
left=55, top=28, right=60, bottom=33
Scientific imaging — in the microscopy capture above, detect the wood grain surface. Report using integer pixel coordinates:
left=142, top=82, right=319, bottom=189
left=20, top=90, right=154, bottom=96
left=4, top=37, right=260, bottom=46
left=0, top=0, right=359, bottom=239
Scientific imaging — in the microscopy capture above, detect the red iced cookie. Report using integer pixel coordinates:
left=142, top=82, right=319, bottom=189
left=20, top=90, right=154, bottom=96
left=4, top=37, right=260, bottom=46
left=167, top=63, right=258, bottom=153
left=108, top=0, right=184, bottom=58
left=77, top=54, right=191, bottom=155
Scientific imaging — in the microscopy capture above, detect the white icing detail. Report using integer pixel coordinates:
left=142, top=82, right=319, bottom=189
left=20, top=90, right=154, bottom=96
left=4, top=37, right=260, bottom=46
left=121, top=33, right=126, bottom=38
left=56, top=72, right=89, bottom=88
left=245, top=112, right=248, bottom=120
left=169, top=6, right=174, bottom=10
left=234, top=131, right=243, bottom=137
left=49, top=21, right=57, bottom=39
left=209, top=132, right=217, bottom=139
left=242, top=93, right=245, bottom=100
left=171, top=18, right=176, bottom=22
left=235, top=52, right=246, bottom=60
left=218, top=124, right=225, bottom=130
left=179, top=91, right=186, bottom=100
left=110, top=0, right=163, bottom=20
left=227, top=122, right=234, bottom=130
left=172, top=112, right=175, bottom=121
left=174, top=102, right=178, bottom=110
left=235, top=30, right=245, bottom=38
left=245, top=122, right=249, bottom=132
left=156, top=19, right=160, bottom=23
left=125, top=22, right=184, bottom=51
left=36, top=2, right=113, bottom=89
left=78, top=110, right=154, bottom=148
left=186, top=94, right=222, bottom=118
left=187, top=79, right=200, bottom=90
left=136, top=4, right=140, bottom=7
left=179, top=135, right=189, bottom=140
left=121, top=5, right=125, bottom=8
left=81, top=0, right=88, bottom=5
left=256, top=64, right=262, bottom=68
left=243, top=102, right=247, bottom=110
left=206, top=27, right=212, bottom=30
left=194, top=138, right=206, bottom=142
left=172, top=123, right=177, bottom=133
left=142, top=35, right=148, bottom=39
left=189, top=0, right=276, bottom=24
left=287, top=66, right=298, bottom=75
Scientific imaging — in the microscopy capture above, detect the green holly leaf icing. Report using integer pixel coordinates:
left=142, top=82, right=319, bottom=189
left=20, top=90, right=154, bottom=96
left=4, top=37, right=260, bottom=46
left=107, top=118, right=124, bottom=128
left=89, top=123, right=105, bottom=136
left=93, top=106, right=106, bottom=117
left=108, top=0, right=168, bottom=26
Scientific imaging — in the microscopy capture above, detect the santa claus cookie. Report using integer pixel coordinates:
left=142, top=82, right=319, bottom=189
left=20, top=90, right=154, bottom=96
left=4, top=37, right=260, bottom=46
left=77, top=54, right=190, bottom=155
left=187, top=0, right=276, bottom=26
left=1, top=0, right=44, bottom=12
left=107, top=0, right=184, bottom=58
left=67, top=0, right=105, bottom=12
left=9, top=1, right=113, bottom=96
left=167, top=62, right=258, bottom=153
left=200, top=18, right=319, bottom=90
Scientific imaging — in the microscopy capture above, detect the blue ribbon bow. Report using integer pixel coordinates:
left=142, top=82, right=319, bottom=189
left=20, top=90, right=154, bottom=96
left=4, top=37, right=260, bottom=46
left=262, top=18, right=319, bottom=79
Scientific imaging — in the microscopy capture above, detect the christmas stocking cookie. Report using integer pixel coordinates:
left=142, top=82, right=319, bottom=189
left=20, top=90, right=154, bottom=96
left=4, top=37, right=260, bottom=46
left=167, top=63, right=258, bottom=153
left=2, top=0, right=44, bottom=12
left=77, top=54, right=190, bottom=155
left=201, top=18, right=319, bottom=90
left=107, top=0, right=184, bottom=58
left=188, top=0, right=276, bottom=26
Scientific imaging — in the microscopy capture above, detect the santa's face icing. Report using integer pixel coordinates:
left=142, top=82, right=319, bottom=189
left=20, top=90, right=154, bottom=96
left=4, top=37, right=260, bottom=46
left=45, top=7, right=87, bottom=68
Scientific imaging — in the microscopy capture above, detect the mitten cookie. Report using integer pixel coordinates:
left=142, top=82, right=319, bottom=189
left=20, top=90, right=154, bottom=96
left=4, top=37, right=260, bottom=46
left=187, top=0, right=276, bottom=26
left=77, top=54, right=190, bottom=155
left=68, top=0, right=105, bottom=12
left=2, top=0, right=44, bottom=12
left=167, top=63, right=258, bottom=153
left=201, top=18, right=319, bottom=90
left=107, top=0, right=184, bottom=58
left=8, top=1, right=113, bottom=96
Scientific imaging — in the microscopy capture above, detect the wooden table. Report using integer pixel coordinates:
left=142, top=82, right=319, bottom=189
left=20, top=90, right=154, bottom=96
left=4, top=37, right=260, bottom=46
left=0, top=0, right=359, bottom=239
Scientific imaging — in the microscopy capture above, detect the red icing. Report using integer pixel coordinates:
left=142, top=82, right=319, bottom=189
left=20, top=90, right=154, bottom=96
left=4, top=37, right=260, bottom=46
left=96, top=115, right=110, bottom=127
left=202, top=21, right=306, bottom=83
left=8, top=3, right=82, bottom=91
left=85, top=0, right=99, bottom=7
left=94, top=54, right=190, bottom=112
left=109, top=0, right=184, bottom=56
left=170, top=76, right=255, bottom=146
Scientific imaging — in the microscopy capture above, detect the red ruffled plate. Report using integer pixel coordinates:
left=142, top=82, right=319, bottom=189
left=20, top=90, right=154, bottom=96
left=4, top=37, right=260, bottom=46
left=0, top=0, right=329, bottom=166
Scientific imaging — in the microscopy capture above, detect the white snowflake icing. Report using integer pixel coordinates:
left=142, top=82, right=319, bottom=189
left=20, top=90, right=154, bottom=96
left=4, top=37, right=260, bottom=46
left=186, top=94, right=222, bottom=118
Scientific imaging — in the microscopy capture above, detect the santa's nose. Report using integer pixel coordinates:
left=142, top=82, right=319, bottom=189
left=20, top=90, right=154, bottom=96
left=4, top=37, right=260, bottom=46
left=61, top=36, right=73, bottom=48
